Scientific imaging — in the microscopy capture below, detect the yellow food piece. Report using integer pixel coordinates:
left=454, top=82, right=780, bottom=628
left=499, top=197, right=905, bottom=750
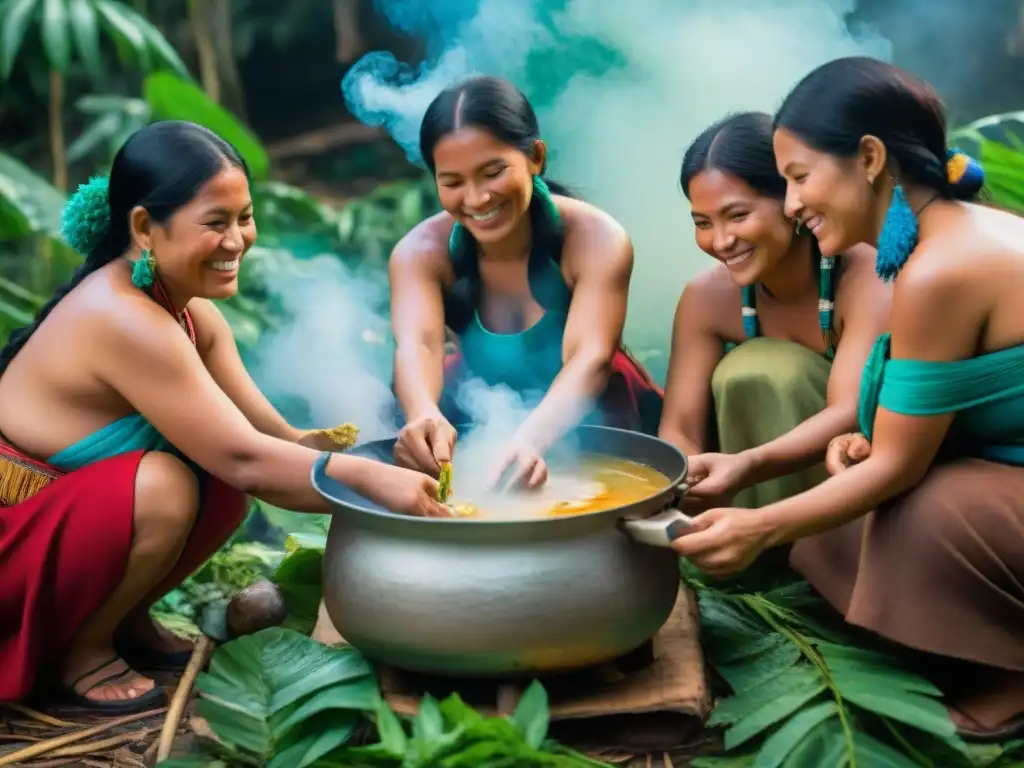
left=310, top=423, right=359, bottom=450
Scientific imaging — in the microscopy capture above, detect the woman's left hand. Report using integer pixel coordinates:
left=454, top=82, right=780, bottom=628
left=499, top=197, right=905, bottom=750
left=488, top=440, right=548, bottom=491
left=670, top=507, right=772, bottom=578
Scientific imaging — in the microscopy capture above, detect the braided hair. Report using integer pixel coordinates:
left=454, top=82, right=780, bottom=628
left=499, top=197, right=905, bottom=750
left=419, top=76, right=576, bottom=334
left=0, top=121, right=247, bottom=376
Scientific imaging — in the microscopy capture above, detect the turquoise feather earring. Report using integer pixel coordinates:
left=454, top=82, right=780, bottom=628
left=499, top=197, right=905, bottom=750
left=132, top=249, right=156, bottom=289
left=875, top=181, right=918, bottom=282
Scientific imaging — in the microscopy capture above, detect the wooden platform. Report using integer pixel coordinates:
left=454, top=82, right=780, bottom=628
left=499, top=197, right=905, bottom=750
left=313, top=587, right=713, bottom=759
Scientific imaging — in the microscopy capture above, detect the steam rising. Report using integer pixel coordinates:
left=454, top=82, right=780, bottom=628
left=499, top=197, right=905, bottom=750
left=344, top=0, right=892, bottom=381
left=253, top=0, right=896, bottom=473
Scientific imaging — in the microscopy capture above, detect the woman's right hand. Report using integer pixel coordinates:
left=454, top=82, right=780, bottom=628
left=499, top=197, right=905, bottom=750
left=394, top=413, right=457, bottom=477
left=358, top=461, right=452, bottom=517
left=825, top=432, right=872, bottom=475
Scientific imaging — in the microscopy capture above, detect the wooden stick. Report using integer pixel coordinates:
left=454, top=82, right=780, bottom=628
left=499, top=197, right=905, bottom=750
left=2, top=702, right=75, bottom=728
left=156, top=634, right=215, bottom=762
left=49, top=727, right=155, bottom=757
left=0, top=708, right=164, bottom=767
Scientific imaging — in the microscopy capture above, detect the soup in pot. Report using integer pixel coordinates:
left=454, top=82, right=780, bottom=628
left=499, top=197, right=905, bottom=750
left=445, top=453, right=672, bottom=520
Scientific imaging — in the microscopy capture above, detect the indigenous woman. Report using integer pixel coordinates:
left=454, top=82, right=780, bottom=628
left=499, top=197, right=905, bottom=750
left=660, top=112, right=890, bottom=510
left=0, top=121, right=448, bottom=714
left=673, top=57, right=1024, bottom=742
left=389, top=76, right=663, bottom=489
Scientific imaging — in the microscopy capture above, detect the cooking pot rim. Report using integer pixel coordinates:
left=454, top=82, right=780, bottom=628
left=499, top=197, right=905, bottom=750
left=311, top=424, right=689, bottom=527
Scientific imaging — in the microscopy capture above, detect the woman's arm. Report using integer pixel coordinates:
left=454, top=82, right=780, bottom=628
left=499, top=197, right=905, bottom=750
left=389, top=228, right=449, bottom=423
left=740, top=250, right=893, bottom=485
left=514, top=204, right=632, bottom=452
left=755, top=250, right=983, bottom=545
left=188, top=299, right=304, bottom=442
left=99, top=296, right=441, bottom=514
left=658, top=272, right=728, bottom=457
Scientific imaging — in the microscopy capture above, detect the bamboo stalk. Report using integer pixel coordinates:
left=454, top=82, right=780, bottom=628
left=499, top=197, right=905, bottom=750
left=156, top=634, right=215, bottom=762
left=0, top=708, right=165, bottom=767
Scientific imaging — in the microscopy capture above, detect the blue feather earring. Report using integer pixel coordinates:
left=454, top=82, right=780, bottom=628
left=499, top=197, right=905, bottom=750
left=875, top=182, right=918, bottom=282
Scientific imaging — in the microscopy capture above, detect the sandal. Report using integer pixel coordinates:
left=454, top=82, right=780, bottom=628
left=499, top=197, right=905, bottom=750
left=60, top=657, right=168, bottom=715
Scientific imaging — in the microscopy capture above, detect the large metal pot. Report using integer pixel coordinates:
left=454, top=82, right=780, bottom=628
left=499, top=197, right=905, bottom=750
left=313, top=425, right=692, bottom=678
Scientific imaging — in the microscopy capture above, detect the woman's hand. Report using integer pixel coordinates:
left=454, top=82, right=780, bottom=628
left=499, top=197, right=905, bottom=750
left=670, top=507, right=772, bottom=578
left=394, top=413, right=457, bottom=477
left=825, top=433, right=871, bottom=475
left=356, top=461, right=452, bottom=518
left=488, top=439, right=548, bottom=491
left=682, top=452, right=752, bottom=512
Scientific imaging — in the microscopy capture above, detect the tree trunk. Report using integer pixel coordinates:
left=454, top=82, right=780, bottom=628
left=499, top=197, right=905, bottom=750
left=334, top=0, right=364, bottom=63
left=48, top=69, right=66, bottom=192
left=187, top=0, right=248, bottom=121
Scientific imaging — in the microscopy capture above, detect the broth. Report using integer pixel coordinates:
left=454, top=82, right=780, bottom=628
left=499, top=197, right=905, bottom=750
left=445, top=453, right=672, bottom=521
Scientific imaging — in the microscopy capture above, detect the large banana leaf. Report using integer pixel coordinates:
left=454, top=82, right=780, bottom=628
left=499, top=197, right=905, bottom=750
left=195, top=627, right=378, bottom=768
left=143, top=71, right=271, bottom=180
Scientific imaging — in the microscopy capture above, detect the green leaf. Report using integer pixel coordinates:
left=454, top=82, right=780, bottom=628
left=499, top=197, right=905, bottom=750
left=267, top=710, right=359, bottom=768
left=836, top=681, right=959, bottom=743
left=374, top=695, right=410, bottom=755
left=510, top=680, right=549, bottom=749
left=0, top=150, right=66, bottom=237
left=692, top=758, right=757, bottom=768
left=272, top=679, right=378, bottom=737
left=0, top=0, right=38, bottom=79
left=722, top=676, right=827, bottom=750
left=752, top=701, right=837, bottom=768
left=67, top=0, right=101, bottom=78
left=850, top=730, right=921, bottom=767
left=116, top=2, right=189, bottom=77
left=272, top=546, right=324, bottom=630
left=195, top=628, right=376, bottom=761
left=709, top=665, right=822, bottom=727
left=39, top=0, right=69, bottom=71
left=93, top=0, right=146, bottom=67
left=715, top=640, right=802, bottom=694
left=143, top=71, right=270, bottom=180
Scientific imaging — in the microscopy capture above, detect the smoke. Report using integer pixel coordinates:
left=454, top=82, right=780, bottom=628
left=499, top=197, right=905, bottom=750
left=343, top=0, right=893, bottom=382
left=251, top=251, right=398, bottom=442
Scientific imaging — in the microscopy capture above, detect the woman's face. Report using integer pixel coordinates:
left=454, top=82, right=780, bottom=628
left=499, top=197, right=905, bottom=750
left=432, top=127, right=542, bottom=245
left=773, top=128, right=877, bottom=256
left=688, top=169, right=795, bottom=286
left=138, top=164, right=256, bottom=301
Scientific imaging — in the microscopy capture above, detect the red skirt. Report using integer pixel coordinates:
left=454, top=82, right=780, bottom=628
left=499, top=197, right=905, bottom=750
left=441, top=347, right=664, bottom=435
left=0, top=447, right=247, bottom=701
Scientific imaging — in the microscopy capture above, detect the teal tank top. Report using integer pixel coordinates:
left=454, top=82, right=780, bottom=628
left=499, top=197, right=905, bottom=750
left=48, top=413, right=172, bottom=471
left=858, top=333, right=1024, bottom=466
left=452, top=227, right=572, bottom=404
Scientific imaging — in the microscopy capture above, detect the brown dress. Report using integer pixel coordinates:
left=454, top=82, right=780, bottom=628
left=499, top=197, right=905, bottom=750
left=789, top=333, right=1024, bottom=728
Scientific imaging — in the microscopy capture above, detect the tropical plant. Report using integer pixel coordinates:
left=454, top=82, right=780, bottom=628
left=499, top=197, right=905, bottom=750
left=949, top=111, right=1024, bottom=212
left=0, top=0, right=190, bottom=190
left=684, top=565, right=1024, bottom=768
left=164, top=627, right=613, bottom=768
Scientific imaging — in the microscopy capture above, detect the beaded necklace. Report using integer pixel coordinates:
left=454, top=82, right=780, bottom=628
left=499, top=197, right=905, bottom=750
left=740, top=254, right=837, bottom=360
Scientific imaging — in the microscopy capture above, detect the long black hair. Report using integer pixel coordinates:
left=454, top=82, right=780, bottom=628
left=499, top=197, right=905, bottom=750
left=419, top=75, right=574, bottom=333
left=0, top=121, right=247, bottom=376
left=680, top=111, right=822, bottom=267
left=774, top=56, right=983, bottom=202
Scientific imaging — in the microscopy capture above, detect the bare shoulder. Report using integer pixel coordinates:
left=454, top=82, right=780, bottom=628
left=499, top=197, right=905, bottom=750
left=185, top=298, right=232, bottom=354
left=389, top=211, right=455, bottom=278
left=556, top=196, right=632, bottom=277
left=677, top=264, right=740, bottom=333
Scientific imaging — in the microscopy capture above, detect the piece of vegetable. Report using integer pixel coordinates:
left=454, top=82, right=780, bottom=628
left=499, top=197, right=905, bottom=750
left=437, top=461, right=453, bottom=503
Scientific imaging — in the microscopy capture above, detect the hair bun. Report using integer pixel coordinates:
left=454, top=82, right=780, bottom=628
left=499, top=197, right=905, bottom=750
left=945, top=147, right=985, bottom=197
left=61, top=176, right=111, bottom=257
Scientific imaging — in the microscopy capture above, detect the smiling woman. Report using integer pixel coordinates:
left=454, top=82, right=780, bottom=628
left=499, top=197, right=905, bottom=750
left=658, top=112, right=891, bottom=515
left=388, top=76, right=663, bottom=490
left=0, top=121, right=449, bottom=716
